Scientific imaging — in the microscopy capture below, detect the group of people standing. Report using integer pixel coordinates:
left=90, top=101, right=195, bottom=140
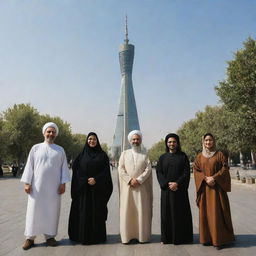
left=21, top=122, right=235, bottom=251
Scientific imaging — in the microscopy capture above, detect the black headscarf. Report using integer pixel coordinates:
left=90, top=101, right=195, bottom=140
left=80, top=132, right=103, bottom=158
left=71, top=132, right=110, bottom=199
left=165, top=133, right=181, bottom=153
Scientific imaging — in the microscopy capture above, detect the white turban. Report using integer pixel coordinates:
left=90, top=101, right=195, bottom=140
left=42, top=122, right=59, bottom=136
left=128, top=130, right=142, bottom=142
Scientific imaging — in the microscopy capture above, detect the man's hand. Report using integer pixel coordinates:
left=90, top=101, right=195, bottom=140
left=205, top=176, right=215, bottom=187
left=88, top=177, right=96, bottom=186
left=24, top=184, right=32, bottom=194
left=130, top=178, right=140, bottom=187
left=58, top=184, right=66, bottom=194
left=168, top=182, right=178, bottom=191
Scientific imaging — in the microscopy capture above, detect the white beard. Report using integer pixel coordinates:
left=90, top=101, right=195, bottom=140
left=131, top=144, right=141, bottom=153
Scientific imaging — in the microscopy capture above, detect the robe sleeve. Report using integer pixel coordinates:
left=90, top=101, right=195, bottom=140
left=156, top=155, right=169, bottom=190
left=136, top=155, right=152, bottom=184
left=60, top=149, right=71, bottom=184
left=20, top=146, right=35, bottom=184
left=118, top=151, right=132, bottom=184
left=94, top=154, right=113, bottom=203
left=176, top=154, right=190, bottom=190
left=193, top=153, right=206, bottom=206
left=193, top=154, right=205, bottom=193
left=212, top=152, right=231, bottom=192
left=94, top=154, right=111, bottom=184
left=70, top=154, right=81, bottom=200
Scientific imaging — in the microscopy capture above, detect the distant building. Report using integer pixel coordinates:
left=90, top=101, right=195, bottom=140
left=111, top=17, right=140, bottom=161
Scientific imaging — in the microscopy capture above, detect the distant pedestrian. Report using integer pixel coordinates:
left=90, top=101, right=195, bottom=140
left=0, top=165, right=3, bottom=177
left=156, top=133, right=193, bottom=245
left=21, top=122, right=71, bottom=250
left=118, top=130, right=153, bottom=244
left=11, top=163, right=18, bottom=177
left=193, top=133, right=235, bottom=250
left=68, top=132, right=113, bottom=244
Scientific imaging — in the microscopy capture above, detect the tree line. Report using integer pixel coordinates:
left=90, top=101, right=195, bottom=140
left=149, top=37, right=256, bottom=165
left=1, top=37, right=255, bottom=167
left=0, top=104, right=108, bottom=168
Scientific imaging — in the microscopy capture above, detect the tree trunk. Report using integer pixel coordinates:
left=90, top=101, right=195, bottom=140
left=239, top=151, right=244, bottom=168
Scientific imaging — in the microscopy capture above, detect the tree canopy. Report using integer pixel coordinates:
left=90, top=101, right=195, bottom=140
left=0, top=104, right=109, bottom=166
left=148, top=139, right=165, bottom=162
left=215, top=37, right=256, bottom=149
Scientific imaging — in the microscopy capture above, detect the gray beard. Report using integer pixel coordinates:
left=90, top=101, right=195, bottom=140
left=45, top=137, right=55, bottom=144
left=131, top=144, right=141, bottom=152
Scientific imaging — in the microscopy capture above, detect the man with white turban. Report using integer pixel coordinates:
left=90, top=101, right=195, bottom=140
left=21, top=122, right=71, bottom=250
left=118, top=130, right=153, bottom=243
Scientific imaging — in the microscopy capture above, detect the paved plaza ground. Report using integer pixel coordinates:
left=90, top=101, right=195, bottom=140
left=0, top=168, right=256, bottom=256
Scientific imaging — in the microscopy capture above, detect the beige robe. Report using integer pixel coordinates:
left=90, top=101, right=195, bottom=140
left=118, top=149, right=153, bottom=243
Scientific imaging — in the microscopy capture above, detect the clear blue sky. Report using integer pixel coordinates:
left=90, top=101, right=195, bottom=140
left=0, top=0, right=255, bottom=148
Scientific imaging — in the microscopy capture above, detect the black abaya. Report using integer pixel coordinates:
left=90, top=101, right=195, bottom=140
left=156, top=152, right=193, bottom=244
left=68, top=134, right=113, bottom=245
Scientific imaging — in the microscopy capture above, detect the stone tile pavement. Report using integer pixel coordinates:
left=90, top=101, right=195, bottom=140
left=0, top=168, right=255, bottom=256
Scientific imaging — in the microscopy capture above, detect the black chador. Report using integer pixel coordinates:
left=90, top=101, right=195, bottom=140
left=68, top=132, right=113, bottom=245
left=156, top=133, right=193, bottom=244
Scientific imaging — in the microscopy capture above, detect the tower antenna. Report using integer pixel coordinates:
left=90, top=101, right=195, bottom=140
left=125, top=15, right=129, bottom=44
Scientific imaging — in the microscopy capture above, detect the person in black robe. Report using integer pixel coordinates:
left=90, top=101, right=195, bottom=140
left=68, top=132, right=113, bottom=245
left=156, top=133, right=193, bottom=244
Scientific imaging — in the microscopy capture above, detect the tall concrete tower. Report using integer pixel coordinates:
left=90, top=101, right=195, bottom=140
left=112, top=17, right=140, bottom=160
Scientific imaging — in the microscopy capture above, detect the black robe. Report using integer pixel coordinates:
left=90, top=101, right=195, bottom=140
left=68, top=145, right=113, bottom=245
left=156, top=151, right=193, bottom=244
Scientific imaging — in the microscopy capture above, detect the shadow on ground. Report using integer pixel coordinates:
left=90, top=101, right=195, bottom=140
left=233, top=234, right=256, bottom=248
left=57, top=234, right=201, bottom=246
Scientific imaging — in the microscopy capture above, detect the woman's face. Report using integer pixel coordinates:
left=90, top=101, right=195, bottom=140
left=204, top=135, right=214, bottom=150
left=87, top=135, right=97, bottom=147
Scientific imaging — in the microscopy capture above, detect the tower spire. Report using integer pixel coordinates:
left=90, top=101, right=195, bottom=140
left=125, top=15, right=129, bottom=44
left=112, top=17, right=140, bottom=160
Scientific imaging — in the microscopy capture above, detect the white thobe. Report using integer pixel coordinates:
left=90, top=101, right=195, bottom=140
left=118, top=148, right=153, bottom=243
left=21, top=142, right=71, bottom=237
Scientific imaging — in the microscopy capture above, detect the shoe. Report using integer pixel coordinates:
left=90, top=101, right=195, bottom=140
left=215, top=245, right=223, bottom=250
left=46, top=238, right=58, bottom=247
left=203, top=242, right=212, bottom=246
left=22, top=239, right=34, bottom=250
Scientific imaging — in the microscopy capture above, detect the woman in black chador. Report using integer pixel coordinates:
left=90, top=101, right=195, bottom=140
left=156, top=133, right=193, bottom=244
left=68, top=132, right=113, bottom=245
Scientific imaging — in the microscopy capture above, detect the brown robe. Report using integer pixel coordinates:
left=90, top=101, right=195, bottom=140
left=193, top=151, right=235, bottom=246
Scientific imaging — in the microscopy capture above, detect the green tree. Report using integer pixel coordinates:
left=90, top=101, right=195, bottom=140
left=70, top=133, right=87, bottom=159
left=2, top=104, right=41, bottom=165
left=101, top=143, right=109, bottom=156
left=177, top=105, right=245, bottom=160
left=177, top=117, right=202, bottom=160
left=215, top=37, right=256, bottom=148
left=148, top=139, right=165, bottom=162
left=0, top=115, right=7, bottom=164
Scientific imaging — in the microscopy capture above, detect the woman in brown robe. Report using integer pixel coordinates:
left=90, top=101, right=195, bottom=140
left=193, top=133, right=235, bottom=250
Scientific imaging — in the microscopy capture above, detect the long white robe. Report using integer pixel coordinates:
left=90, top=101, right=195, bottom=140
left=118, top=149, right=153, bottom=243
left=21, top=142, right=71, bottom=237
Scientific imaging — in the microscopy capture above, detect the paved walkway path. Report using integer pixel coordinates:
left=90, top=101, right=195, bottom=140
left=0, top=168, right=255, bottom=256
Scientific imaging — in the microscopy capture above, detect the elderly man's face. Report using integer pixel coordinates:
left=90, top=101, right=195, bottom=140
left=44, top=127, right=57, bottom=144
left=131, top=134, right=141, bottom=146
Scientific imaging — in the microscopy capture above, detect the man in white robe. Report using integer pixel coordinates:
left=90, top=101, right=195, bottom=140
left=21, top=122, right=71, bottom=250
left=118, top=130, right=153, bottom=244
